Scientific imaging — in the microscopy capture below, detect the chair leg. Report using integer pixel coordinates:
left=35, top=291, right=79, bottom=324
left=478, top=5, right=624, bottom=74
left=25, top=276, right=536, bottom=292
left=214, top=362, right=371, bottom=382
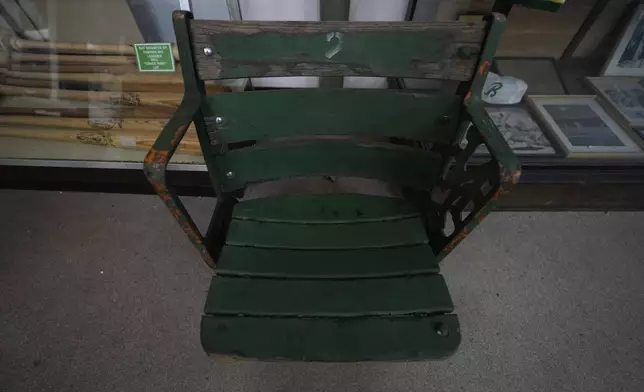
left=205, top=196, right=237, bottom=264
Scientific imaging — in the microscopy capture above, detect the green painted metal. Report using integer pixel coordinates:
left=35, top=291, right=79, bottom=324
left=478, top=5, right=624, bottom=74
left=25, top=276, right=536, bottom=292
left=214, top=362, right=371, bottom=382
left=205, top=275, right=452, bottom=316
left=216, top=245, right=439, bottom=278
left=201, top=314, right=461, bottom=361
left=226, top=216, right=429, bottom=249
left=190, top=20, right=485, bottom=80
left=202, top=90, right=461, bottom=144
left=216, top=142, right=442, bottom=192
left=467, top=101, right=521, bottom=180
left=233, top=194, right=419, bottom=223
left=205, top=196, right=237, bottom=257
left=143, top=11, right=214, bottom=269
left=467, top=14, right=506, bottom=100
left=432, top=14, right=521, bottom=262
left=431, top=100, right=520, bottom=259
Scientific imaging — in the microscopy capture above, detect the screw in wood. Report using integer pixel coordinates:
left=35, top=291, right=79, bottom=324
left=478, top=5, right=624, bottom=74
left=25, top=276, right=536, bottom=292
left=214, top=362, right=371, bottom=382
left=203, top=47, right=213, bottom=56
left=438, top=116, right=451, bottom=126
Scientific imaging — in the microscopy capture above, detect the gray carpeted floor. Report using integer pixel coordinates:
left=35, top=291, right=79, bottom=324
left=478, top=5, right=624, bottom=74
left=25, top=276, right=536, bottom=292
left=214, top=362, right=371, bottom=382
left=1, top=190, right=643, bottom=392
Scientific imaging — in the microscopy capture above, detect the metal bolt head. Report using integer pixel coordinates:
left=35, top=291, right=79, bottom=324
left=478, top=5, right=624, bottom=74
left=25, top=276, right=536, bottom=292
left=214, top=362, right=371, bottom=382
left=215, top=116, right=224, bottom=125
left=226, top=171, right=234, bottom=179
left=435, top=322, right=449, bottom=337
left=203, top=47, right=213, bottom=56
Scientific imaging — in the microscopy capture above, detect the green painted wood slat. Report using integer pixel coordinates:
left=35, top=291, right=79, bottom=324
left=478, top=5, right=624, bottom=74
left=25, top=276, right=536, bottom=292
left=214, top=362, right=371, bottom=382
left=233, top=194, right=420, bottom=223
left=190, top=20, right=485, bottom=80
left=216, top=245, right=439, bottom=278
left=215, top=141, right=443, bottom=192
left=204, top=275, right=452, bottom=316
left=202, top=90, right=461, bottom=144
left=225, top=216, right=429, bottom=249
left=201, top=314, right=460, bottom=361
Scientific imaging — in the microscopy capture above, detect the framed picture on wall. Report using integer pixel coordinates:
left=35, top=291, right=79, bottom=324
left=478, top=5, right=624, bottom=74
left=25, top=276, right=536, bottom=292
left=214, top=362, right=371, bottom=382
left=527, top=96, right=643, bottom=157
left=603, top=5, right=644, bottom=76
left=585, top=77, right=644, bottom=127
left=476, top=105, right=560, bottom=156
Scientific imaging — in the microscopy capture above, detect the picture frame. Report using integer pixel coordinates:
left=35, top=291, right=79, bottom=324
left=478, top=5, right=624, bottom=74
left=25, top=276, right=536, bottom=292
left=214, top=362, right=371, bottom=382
left=632, top=126, right=644, bottom=142
left=602, top=5, right=644, bottom=77
left=476, top=105, right=560, bottom=156
left=494, top=57, right=567, bottom=95
left=585, top=77, right=644, bottom=127
left=527, top=95, right=643, bottom=157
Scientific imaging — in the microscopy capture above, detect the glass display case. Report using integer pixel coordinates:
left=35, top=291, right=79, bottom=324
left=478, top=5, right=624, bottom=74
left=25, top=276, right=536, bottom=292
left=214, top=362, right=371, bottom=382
left=0, top=0, right=224, bottom=167
left=1, top=0, right=643, bottom=210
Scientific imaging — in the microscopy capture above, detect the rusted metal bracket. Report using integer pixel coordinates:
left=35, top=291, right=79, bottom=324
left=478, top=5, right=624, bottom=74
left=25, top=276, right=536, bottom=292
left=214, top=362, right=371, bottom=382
left=144, top=11, right=218, bottom=270
left=432, top=13, right=521, bottom=261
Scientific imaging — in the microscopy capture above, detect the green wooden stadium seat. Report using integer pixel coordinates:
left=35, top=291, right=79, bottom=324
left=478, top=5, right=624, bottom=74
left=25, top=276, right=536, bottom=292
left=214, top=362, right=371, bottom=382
left=144, top=11, right=520, bottom=362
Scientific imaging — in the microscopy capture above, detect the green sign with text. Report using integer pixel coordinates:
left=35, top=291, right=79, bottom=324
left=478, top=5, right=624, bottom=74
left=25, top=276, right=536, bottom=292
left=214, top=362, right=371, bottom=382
left=134, top=43, right=175, bottom=72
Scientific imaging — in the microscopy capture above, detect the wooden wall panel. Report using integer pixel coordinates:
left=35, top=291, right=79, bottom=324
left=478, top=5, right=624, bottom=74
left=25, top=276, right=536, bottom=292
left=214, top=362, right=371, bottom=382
left=497, top=0, right=594, bottom=57
left=469, top=0, right=495, bottom=11
left=573, top=0, right=629, bottom=58
left=469, top=0, right=608, bottom=59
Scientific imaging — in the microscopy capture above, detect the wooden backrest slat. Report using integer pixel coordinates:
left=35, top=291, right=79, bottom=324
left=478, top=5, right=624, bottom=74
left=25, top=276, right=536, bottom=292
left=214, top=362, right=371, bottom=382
left=214, top=141, right=442, bottom=192
left=202, top=89, right=461, bottom=144
left=190, top=20, right=486, bottom=80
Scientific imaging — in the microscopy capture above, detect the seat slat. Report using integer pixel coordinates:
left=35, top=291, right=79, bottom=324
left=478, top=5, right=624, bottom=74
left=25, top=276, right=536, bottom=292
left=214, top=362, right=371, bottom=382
left=233, top=194, right=419, bottom=223
left=217, top=245, right=438, bottom=278
left=202, top=90, right=461, bottom=144
left=215, top=142, right=442, bottom=192
left=201, top=314, right=460, bottom=361
left=226, top=216, right=429, bottom=249
left=205, top=275, right=452, bottom=316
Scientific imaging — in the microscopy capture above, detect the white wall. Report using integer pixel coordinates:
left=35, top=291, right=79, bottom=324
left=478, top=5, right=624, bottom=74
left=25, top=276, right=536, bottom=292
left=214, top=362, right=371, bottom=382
left=239, top=0, right=320, bottom=88
left=126, top=0, right=232, bottom=43
left=343, top=0, right=408, bottom=89
left=191, top=0, right=234, bottom=20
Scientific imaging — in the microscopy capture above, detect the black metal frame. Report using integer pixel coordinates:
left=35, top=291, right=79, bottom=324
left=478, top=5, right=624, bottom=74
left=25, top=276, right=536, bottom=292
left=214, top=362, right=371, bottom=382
left=3, top=162, right=644, bottom=210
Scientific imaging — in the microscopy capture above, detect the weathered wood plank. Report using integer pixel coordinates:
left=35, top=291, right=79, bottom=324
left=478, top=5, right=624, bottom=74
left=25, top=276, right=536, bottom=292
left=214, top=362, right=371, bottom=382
left=225, top=216, right=429, bottom=249
left=202, top=89, right=461, bottom=144
left=215, top=141, right=442, bottom=192
left=216, top=245, right=439, bottom=278
left=204, top=275, right=452, bottom=316
left=233, top=194, right=419, bottom=223
left=190, top=20, right=485, bottom=80
left=201, top=314, right=461, bottom=361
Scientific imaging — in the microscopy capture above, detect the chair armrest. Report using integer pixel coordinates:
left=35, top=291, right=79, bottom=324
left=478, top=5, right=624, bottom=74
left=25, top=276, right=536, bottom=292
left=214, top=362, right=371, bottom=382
left=143, top=97, right=215, bottom=269
left=433, top=98, right=521, bottom=262
left=466, top=99, right=522, bottom=185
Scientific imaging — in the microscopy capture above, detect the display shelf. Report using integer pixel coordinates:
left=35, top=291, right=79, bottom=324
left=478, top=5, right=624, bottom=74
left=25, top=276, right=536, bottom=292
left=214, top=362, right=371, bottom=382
left=2, top=0, right=637, bottom=211
left=2, top=157, right=643, bottom=211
